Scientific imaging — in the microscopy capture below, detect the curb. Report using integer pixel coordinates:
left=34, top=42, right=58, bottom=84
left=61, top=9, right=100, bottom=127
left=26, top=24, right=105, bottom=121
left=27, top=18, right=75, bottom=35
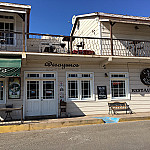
left=119, top=116, right=150, bottom=122
left=0, top=119, right=104, bottom=134
left=1, top=116, right=150, bottom=134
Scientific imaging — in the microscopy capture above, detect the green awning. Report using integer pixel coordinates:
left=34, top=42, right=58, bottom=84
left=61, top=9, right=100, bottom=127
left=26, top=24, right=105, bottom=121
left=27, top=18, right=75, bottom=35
left=0, top=58, right=21, bottom=77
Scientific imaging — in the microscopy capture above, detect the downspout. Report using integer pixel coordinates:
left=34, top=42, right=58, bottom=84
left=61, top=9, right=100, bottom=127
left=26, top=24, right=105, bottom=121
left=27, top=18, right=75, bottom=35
left=98, top=19, right=102, bottom=55
left=97, top=13, right=102, bottom=55
left=25, top=9, right=27, bottom=52
left=109, top=21, right=115, bottom=56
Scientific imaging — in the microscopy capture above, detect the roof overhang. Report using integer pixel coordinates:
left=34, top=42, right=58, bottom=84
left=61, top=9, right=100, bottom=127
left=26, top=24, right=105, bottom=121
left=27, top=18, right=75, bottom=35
left=0, top=2, right=31, bottom=33
left=99, top=19, right=150, bottom=26
left=0, top=2, right=31, bottom=9
left=0, top=9, right=26, bottom=13
left=71, top=12, right=150, bottom=35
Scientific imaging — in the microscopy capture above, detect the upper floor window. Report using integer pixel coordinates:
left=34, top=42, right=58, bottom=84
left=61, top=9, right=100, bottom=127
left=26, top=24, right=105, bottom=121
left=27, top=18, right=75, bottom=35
left=0, top=22, right=14, bottom=45
left=0, top=15, right=14, bottom=19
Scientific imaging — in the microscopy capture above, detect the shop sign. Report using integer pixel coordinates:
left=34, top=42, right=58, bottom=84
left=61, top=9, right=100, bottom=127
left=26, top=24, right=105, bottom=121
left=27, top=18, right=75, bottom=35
left=45, top=61, right=79, bottom=69
left=140, top=68, right=150, bottom=85
left=132, top=89, right=150, bottom=93
left=97, top=86, right=107, bottom=99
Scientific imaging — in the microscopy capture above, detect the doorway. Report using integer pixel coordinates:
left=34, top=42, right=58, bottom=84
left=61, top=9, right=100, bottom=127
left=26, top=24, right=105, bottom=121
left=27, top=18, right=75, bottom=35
left=25, top=72, right=57, bottom=117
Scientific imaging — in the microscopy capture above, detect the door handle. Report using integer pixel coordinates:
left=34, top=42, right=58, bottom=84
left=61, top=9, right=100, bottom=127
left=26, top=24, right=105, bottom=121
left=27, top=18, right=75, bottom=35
left=41, top=97, right=43, bottom=101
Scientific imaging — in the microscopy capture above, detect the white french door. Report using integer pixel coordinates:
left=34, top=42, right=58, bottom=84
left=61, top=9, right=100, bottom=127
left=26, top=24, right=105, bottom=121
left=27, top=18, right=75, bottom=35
left=25, top=72, right=57, bottom=116
left=41, top=80, right=56, bottom=115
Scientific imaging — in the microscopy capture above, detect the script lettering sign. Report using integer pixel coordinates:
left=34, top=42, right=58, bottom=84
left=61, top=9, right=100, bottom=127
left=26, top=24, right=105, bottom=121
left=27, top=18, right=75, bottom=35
left=45, top=61, right=79, bottom=69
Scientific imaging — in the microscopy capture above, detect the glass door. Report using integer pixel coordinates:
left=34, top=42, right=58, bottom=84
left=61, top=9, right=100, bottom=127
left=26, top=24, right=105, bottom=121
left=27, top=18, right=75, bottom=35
left=41, top=80, right=56, bottom=115
left=26, top=80, right=41, bottom=116
left=25, top=72, right=57, bottom=117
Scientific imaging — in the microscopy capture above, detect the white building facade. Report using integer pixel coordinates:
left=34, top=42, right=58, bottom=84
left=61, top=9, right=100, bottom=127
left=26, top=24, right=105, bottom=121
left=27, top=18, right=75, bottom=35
left=0, top=3, right=150, bottom=120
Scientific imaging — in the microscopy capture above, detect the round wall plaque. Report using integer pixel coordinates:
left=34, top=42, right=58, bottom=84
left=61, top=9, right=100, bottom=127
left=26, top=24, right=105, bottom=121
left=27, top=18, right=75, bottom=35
left=140, top=68, right=150, bottom=85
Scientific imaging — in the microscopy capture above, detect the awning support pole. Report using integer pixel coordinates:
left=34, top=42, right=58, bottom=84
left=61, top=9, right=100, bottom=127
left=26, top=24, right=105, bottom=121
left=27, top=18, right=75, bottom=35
left=110, top=21, right=115, bottom=56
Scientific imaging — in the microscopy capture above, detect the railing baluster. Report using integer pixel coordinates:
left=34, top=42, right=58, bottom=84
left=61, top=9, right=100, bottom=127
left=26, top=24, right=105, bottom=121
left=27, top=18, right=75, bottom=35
left=1, top=31, right=150, bottom=57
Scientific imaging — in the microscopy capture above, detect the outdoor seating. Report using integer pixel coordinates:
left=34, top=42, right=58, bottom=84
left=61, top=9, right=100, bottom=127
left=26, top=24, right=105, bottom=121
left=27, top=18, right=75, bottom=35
left=5, top=104, right=13, bottom=121
left=0, top=105, right=23, bottom=123
left=108, top=102, right=132, bottom=115
left=40, top=42, right=66, bottom=53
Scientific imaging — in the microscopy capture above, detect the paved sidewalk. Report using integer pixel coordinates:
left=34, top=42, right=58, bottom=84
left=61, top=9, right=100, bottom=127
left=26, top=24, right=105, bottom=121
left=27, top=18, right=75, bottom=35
left=1, top=112, right=150, bottom=133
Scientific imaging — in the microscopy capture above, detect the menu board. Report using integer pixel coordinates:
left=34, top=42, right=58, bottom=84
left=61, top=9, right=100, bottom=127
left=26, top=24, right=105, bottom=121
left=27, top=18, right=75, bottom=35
left=97, top=86, right=107, bottom=99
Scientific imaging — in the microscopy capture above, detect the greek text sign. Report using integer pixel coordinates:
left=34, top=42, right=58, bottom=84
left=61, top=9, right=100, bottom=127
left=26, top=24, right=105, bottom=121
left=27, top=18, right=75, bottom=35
left=45, top=61, right=79, bottom=69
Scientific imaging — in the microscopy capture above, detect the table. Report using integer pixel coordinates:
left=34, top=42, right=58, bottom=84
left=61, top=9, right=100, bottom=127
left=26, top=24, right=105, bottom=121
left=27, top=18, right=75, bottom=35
left=0, top=105, right=23, bottom=123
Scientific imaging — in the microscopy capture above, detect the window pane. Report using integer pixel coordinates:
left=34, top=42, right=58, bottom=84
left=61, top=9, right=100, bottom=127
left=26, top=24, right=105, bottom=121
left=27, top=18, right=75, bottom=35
left=111, top=80, right=126, bottom=98
left=9, top=38, right=13, bottom=45
left=68, top=74, right=78, bottom=77
left=0, top=32, right=4, bottom=41
left=6, top=38, right=10, bottom=44
left=10, top=33, right=14, bottom=37
left=81, top=80, right=91, bottom=98
left=43, top=81, right=54, bottom=99
left=5, top=16, right=9, bottom=19
left=111, top=74, right=125, bottom=77
left=27, top=74, right=39, bottom=77
left=27, top=81, right=39, bottom=99
left=10, top=23, right=14, bottom=31
left=68, top=81, right=78, bottom=98
left=5, top=23, right=9, bottom=31
left=82, top=74, right=90, bottom=77
left=43, top=74, right=54, bottom=77
left=9, top=16, right=14, bottom=19
left=0, top=22, right=4, bottom=30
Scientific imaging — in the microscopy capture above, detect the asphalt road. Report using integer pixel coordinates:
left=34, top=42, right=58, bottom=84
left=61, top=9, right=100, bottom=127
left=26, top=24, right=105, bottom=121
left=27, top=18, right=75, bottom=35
left=0, top=121, right=150, bottom=150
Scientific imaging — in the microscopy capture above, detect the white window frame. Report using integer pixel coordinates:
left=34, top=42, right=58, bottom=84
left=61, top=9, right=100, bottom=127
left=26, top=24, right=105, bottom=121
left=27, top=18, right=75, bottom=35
left=0, top=13, right=16, bottom=46
left=110, top=72, right=130, bottom=100
left=66, top=72, right=94, bottom=101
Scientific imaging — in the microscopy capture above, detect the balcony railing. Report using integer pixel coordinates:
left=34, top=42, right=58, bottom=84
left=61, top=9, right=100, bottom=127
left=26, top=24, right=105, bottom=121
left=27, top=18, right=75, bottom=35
left=0, top=31, right=150, bottom=57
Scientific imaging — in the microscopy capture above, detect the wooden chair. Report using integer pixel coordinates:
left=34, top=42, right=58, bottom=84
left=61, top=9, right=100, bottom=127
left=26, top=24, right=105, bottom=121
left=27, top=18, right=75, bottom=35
left=5, top=104, right=13, bottom=121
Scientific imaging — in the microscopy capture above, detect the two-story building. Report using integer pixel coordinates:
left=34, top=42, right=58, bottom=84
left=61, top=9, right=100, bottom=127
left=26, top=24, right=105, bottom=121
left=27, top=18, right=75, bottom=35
left=69, top=12, right=150, bottom=116
left=1, top=2, right=150, bottom=120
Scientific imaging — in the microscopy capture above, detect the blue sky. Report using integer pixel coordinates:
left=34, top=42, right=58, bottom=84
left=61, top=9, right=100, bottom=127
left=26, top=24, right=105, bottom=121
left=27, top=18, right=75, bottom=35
left=1, top=0, right=150, bottom=35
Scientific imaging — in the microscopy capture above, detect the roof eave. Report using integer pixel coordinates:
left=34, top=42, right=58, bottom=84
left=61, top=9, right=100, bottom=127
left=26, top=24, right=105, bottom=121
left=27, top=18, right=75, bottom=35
left=71, top=12, right=150, bottom=36
left=0, top=2, right=31, bottom=9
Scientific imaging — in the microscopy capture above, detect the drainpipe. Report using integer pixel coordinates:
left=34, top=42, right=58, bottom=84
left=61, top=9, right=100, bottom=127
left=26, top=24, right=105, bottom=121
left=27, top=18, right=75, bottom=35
left=98, top=17, right=102, bottom=55
left=96, top=13, right=102, bottom=55
left=23, top=19, right=25, bottom=53
left=25, top=10, right=27, bottom=52
left=110, top=21, right=115, bottom=56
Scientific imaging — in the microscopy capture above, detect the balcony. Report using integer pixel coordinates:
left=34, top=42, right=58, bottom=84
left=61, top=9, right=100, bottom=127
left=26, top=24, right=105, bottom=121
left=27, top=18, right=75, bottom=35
left=0, top=31, right=150, bottom=57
